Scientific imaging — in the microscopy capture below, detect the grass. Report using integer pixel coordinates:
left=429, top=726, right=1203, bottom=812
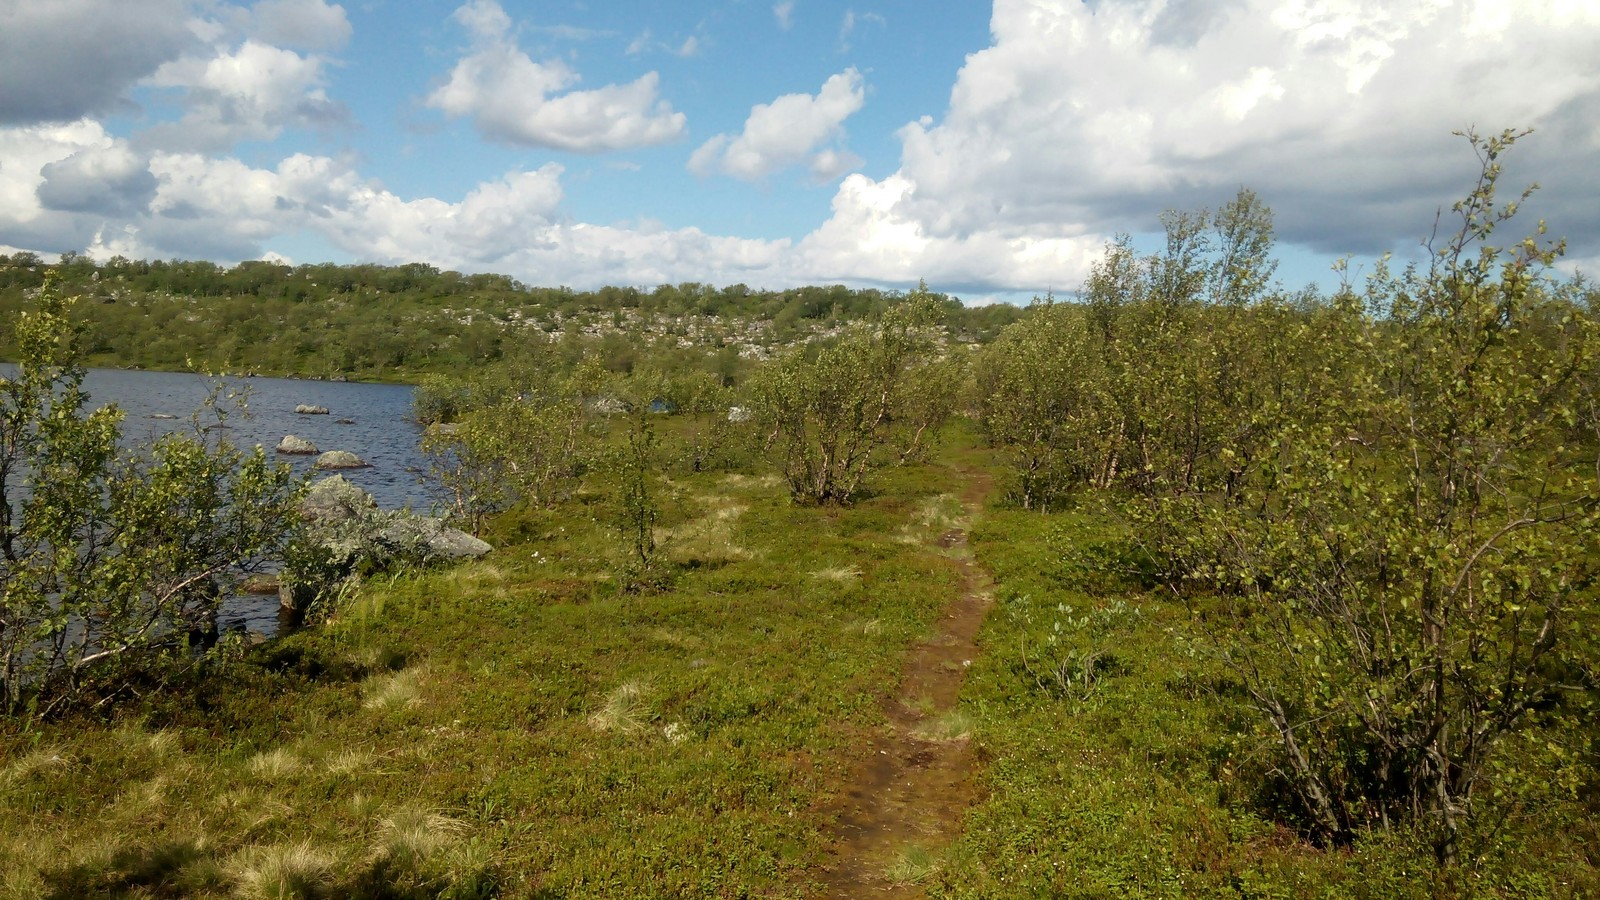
left=2, top=423, right=1594, bottom=898
left=0, top=443, right=966, bottom=898
left=924, top=501, right=1600, bottom=899
left=885, top=843, right=942, bottom=885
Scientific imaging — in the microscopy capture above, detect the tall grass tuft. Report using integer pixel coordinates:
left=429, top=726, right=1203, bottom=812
left=228, top=841, right=335, bottom=900
left=588, top=680, right=651, bottom=734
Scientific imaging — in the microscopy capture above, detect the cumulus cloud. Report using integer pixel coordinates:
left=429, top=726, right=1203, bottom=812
left=690, top=69, right=866, bottom=181
left=0, top=0, right=196, bottom=125
left=428, top=0, right=686, bottom=152
left=886, top=0, right=1600, bottom=259
left=0, top=120, right=142, bottom=253
left=37, top=144, right=158, bottom=217
left=141, top=39, right=348, bottom=151
left=248, top=0, right=353, bottom=50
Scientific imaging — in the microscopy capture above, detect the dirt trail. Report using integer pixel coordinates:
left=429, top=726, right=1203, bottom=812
left=816, top=471, right=996, bottom=898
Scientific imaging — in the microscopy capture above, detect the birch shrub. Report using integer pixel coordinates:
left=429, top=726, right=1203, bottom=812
left=0, top=274, right=300, bottom=717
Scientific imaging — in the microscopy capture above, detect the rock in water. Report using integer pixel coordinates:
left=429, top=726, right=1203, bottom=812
left=314, top=450, right=371, bottom=470
left=276, top=434, right=319, bottom=454
left=299, top=474, right=377, bottom=524
left=295, top=404, right=330, bottom=415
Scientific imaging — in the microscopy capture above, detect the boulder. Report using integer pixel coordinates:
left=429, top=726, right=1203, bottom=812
left=147, top=413, right=178, bottom=420
left=335, top=418, right=355, bottom=425
left=727, top=406, right=751, bottom=423
left=299, top=474, right=377, bottom=524
left=295, top=404, right=330, bottom=415
left=276, top=434, right=318, bottom=455
left=314, top=450, right=371, bottom=470
left=379, top=516, right=494, bottom=560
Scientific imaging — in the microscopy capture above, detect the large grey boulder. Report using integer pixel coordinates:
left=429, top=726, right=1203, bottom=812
left=280, top=477, right=493, bottom=623
left=295, top=404, right=330, bottom=415
left=276, top=434, right=318, bottom=454
left=314, top=450, right=371, bottom=470
left=379, top=516, right=493, bottom=560
left=299, top=474, right=377, bottom=524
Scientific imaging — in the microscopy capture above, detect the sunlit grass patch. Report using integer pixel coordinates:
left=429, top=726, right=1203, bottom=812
left=846, top=618, right=884, bottom=636
left=374, top=806, right=468, bottom=863
left=227, top=840, right=335, bottom=900
left=659, top=496, right=753, bottom=567
left=363, top=667, right=424, bottom=711
left=323, top=748, right=374, bottom=777
left=885, top=843, right=941, bottom=885
left=897, top=492, right=966, bottom=544
left=648, top=628, right=705, bottom=651
left=247, top=747, right=303, bottom=781
left=720, top=473, right=783, bottom=490
left=1, top=746, right=73, bottom=787
left=587, top=680, right=651, bottom=735
left=811, top=565, right=862, bottom=582
left=911, top=709, right=976, bottom=743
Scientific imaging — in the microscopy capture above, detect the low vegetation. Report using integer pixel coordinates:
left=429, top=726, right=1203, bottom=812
left=1, top=128, right=1597, bottom=897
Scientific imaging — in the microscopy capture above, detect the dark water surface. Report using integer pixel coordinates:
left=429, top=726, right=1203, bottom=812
left=9, top=367, right=432, bottom=634
left=83, top=368, right=430, bottom=510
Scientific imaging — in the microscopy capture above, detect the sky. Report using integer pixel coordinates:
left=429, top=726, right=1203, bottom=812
left=1, top=0, right=1598, bottom=304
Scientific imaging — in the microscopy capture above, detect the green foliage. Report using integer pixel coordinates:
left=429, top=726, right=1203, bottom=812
left=0, top=273, right=301, bottom=717
left=0, top=255, right=1015, bottom=382
left=0, top=439, right=965, bottom=897
left=977, top=189, right=1294, bottom=508
left=611, top=409, right=670, bottom=593
left=1143, top=129, right=1599, bottom=863
left=750, top=282, right=961, bottom=505
left=1008, top=592, right=1138, bottom=705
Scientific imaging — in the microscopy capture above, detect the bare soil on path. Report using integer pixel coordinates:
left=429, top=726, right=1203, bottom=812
left=815, top=471, right=996, bottom=898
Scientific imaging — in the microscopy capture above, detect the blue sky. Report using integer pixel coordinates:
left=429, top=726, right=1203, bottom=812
left=2, top=0, right=1598, bottom=303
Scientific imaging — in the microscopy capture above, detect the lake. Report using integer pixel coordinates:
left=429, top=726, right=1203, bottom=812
left=7, top=367, right=433, bottom=635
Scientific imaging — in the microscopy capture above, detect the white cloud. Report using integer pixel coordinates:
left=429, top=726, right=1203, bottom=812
left=37, top=144, right=158, bottom=217
left=690, top=68, right=866, bottom=181
left=837, top=9, right=885, bottom=52
left=429, top=1, right=686, bottom=152
left=774, top=2, right=795, bottom=30
left=0, top=0, right=196, bottom=125
left=0, top=120, right=133, bottom=252
left=248, top=0, right=353, bottom=50
left=141, top=39, right=347, bottom=151
left=450, top=0, right=511, bottom=40
left=884, top=0, right=1600, bottom=259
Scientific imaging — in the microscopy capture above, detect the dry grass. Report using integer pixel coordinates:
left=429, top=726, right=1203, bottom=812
left=363, top=667, right=424, bottom=711
left=588, top=680, right=651, bottom=735
left=811, top=565, right=862, bottom=582
left=897, top=492, right=965, bottom=544
left=374, top=806, right=468, bottom=862
left=1, top=747, right=73, bottom=786
left=659, top=495, right=753, bottom=567
left=720, top=473, right=783, bottom=489
left=323, top=748, right=374, bottom=777
left=247, top=747, right=303, bottom=781
left=227, top=841, right=335, bottom=900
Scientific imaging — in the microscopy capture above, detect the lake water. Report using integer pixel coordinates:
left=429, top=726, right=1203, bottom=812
left=81, top=368, right=431, bottom=510
left=6, top=367, right=432, bottom=635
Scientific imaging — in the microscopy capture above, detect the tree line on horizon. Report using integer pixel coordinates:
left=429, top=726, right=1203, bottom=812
left=0, top=252, right=1022, bottom=382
